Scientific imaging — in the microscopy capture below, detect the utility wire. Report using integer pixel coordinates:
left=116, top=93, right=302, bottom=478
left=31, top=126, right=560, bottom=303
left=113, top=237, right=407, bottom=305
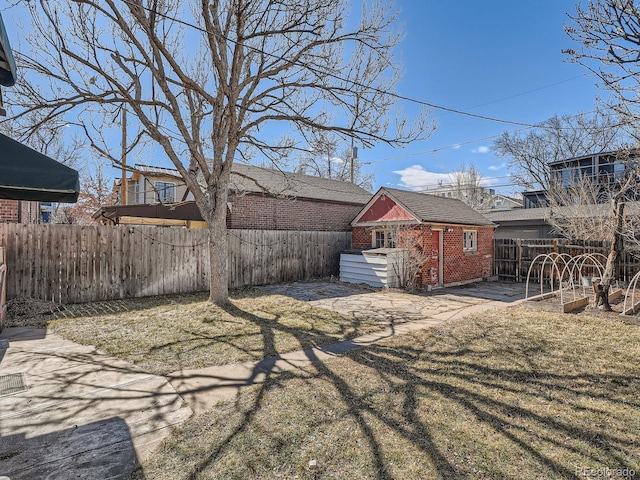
left=118, top=0, right=535, bottom=128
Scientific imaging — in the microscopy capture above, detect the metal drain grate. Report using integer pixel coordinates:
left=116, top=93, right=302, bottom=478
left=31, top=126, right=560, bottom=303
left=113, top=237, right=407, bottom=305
left=0, top=373, right=27, bottom=396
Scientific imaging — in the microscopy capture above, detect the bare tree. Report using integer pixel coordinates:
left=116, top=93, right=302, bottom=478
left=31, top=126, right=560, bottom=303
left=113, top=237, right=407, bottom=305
left=545, top=152, right=640, bottom=310
left=0, top=111, right=84, bottom=170
left=492, top=113, right=627, bottom=190
left=295, top=132, right=374, bottom=191
left=12, top=0, right=431, bottom=303
left=51, top=163, right=117, bottom=225
left=392, top=225, right=430, bottom=290
left=447, top=164, right=494, bottom=211
left=565, top=0, right=640, bottom=136
left=559, top=0, right=640, bottom=309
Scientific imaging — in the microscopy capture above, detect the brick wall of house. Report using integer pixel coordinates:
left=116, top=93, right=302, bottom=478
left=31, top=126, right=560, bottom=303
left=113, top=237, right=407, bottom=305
left=441, top=226, right=494, bottom=285
left=0, top=200, right=41, bottom=224
left=0, top=200, right=19, bottom=222
left=351, top=226, right=372, bottom=248
left=351, top=223, right=494, bottom=287
left=228, top=193, right=364, bottom=231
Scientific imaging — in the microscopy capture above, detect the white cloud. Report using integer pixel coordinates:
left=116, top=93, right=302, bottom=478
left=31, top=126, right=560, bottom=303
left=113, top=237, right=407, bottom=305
left=488, top=162, right=507, bottom=171
left=330, top=156, right=345, bottom=164
left=471, top=145, right=490, bottom=154
left=392, top=165, right=452, bottom=191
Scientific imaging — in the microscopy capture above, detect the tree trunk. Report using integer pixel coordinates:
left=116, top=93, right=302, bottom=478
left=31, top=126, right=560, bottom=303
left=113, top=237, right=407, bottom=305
left=595, top=200, right=625, bottom=311
left=203, top=184, right=230, bottom=305
left=207, top=221, right=228, bottom=305
left=595, top=267, right=612, bottom=311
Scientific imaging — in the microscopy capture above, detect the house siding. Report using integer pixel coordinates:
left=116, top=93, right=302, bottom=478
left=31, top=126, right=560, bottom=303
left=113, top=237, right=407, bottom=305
left=228, top=193, right=363, bottom=231
left=356, top=194, right=414, bottom=222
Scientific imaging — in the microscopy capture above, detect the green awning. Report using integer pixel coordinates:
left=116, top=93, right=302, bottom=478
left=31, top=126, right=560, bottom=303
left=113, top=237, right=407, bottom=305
left=0, top=132, right=79, bottom=203
left=0, top=13, right=17, bottom=87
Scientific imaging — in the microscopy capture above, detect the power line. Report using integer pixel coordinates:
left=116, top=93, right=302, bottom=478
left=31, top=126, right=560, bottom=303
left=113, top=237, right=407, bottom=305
left=118, top=0, right=536, bottom=128
left=365, top=131, right=526, bottom=164
left=366, top=109, right=608, bottom=165
left=449, top=75, right=587, bottom=114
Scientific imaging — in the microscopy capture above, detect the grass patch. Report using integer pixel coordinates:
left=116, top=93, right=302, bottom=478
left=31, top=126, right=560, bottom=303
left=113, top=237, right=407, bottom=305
left=132, top=307, right=640, bottom=479
left=50, top=289, right=382, bottom=375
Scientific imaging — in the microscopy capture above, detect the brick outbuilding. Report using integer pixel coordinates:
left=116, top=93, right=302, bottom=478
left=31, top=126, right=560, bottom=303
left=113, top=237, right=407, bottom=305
left=350, top=187, right=496, bottom=288
left=94, top=163, right=371, bottom=231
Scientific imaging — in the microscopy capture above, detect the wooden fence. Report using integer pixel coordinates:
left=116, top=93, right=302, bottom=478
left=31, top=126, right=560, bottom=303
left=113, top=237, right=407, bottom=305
left=494, top=238, right=640, bottom=282
left=0, top=224, right=350, bottom=304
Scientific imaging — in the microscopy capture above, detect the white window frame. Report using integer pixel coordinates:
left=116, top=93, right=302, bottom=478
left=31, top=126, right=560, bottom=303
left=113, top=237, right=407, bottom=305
left=463, top=230, right=477, bottom=252
left=373, top=229, right=397, bottom=248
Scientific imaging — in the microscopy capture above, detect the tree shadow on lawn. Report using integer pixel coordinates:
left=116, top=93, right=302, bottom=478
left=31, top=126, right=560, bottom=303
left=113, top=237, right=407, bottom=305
left=157, top=307, right=640, bottom=480
left=135, top=297, right=371, bottom=372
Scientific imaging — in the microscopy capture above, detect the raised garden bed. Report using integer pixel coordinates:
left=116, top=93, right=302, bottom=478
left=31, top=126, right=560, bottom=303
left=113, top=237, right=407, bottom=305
left=526, top=288, right=623, bottom=314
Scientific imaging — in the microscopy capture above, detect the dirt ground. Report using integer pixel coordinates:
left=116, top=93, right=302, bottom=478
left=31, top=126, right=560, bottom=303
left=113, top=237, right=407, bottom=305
left=523, top=288, right=640, bottom=326
left=5, top=297, right=61, bottom=328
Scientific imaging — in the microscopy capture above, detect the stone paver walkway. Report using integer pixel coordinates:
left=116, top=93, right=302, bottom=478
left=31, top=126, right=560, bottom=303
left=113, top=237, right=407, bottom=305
left=260, top=281, right=525, bottom=324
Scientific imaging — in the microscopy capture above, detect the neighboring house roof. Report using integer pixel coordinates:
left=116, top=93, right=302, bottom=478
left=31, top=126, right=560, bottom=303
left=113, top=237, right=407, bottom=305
left=134, top=164, right=183, bottom=179
left=484, top=207, right=549, bottom=223
left=354, top=187, right=495, bottom=227
left=494, top=193, right=523, bottom=205
left=230, top=163, right=371, bottom=204
left=130, top=162, right=372, bottom=205
left=485, top=202, right=640, bottom=224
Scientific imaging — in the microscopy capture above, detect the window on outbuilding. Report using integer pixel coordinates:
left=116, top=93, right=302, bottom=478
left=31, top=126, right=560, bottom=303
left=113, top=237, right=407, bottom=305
left=373, top=230, right=397, bottom=248
left=463, top=230, right=477, bottom=252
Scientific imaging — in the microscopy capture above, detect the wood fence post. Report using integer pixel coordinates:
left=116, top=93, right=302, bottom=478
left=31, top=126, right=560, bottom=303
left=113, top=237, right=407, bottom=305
left=516, top=239, right=522, bottom=283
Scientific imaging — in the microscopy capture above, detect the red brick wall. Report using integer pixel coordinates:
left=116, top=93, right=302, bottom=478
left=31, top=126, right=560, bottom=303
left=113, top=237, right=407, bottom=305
left=0, top=200, right=19, bottom=222
left=228, top=193, right=363, bottom=231
left=351, top=223, right=494, bottom=287
left=352, top=226, right=372, bottom=248
left=0, top=200, right=41, bottom=224
left=441, top=226, right=493, bottom=285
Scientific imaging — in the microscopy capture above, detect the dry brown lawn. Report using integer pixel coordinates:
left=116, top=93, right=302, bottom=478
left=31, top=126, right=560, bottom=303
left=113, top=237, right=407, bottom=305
left=49, top=289, right=383, bottom=375
left=131, top=306, right=640, bottom=480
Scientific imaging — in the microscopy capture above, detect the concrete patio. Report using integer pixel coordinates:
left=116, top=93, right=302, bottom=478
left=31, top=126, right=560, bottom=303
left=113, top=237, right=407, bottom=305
left=0, top=328, right=192, bottom=479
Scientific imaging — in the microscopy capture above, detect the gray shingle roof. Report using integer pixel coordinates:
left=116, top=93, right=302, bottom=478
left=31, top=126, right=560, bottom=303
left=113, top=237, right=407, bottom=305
left=133, top=163, right=372, bottom=205
left=380, top=187, right=495, bottom=226
left=484, top=207, right=551, bottom=222
left=484, top=202, right=640, bottom=223
left=230, top=164, right=371, bottom=205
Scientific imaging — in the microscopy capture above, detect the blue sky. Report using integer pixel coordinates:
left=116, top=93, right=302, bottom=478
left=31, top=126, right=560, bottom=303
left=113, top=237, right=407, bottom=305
left=368, top=0, right=601, bottom=196
left=3, top=1, right=601, bottom=196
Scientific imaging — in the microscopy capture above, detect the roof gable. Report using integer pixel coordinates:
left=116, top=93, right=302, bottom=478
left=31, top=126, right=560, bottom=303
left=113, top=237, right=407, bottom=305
left=354, top=187, right=495, bottom=227
left=355, top=193, right=418, bottom=223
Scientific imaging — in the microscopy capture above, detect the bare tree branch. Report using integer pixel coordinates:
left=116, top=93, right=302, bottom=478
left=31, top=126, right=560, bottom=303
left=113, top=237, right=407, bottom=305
left=9, top=0, right=430, bottom=303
